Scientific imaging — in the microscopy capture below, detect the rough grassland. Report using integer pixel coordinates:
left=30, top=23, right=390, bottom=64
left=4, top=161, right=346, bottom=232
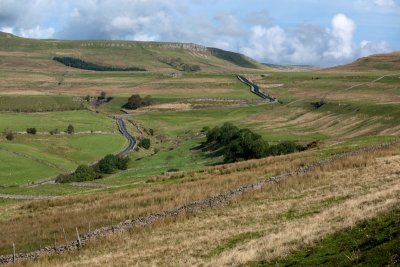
left=22, top=144, right=400, bottom=266
left=255, top=209, right=400, bottom=266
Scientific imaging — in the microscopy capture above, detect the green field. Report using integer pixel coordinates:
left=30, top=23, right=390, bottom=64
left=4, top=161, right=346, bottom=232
left=0, top=110, right=116, bottom=132
left=0, top=95, right=84, bottom=112
left=0, top=134, right=126, bottom=186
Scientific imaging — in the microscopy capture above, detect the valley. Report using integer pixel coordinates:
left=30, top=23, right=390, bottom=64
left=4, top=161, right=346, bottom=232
left=0, top=32, right=399, bottom=266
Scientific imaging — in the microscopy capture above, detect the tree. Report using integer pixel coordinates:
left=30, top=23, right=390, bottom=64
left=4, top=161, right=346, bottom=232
left=139, top=138, right=151, bottom=149
left=99, top=91, right=107, bottom=100
left=3, top=129, right=14, bottom=141
left=123, top=94, right=142, bottom=110
left=96, top=154, right=118, bottom=174
left=116, top=156, right=130, bottom=170
left=66, top=124, right=74, bottom=134
left=27, top=128, right=37, bottom=135
left=123, top=94, right=153, bottom=110
left=142, top=95, right=153, bottom=106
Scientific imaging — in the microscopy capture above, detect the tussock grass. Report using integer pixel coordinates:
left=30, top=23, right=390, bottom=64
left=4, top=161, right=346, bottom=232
left=4, top=144, right=400, bottom=266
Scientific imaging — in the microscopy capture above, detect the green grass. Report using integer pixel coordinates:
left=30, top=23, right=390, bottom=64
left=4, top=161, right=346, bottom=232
left=0, top=110, right=116, bottom=132
left=0, top=95, right=84, bottom=112
left=133, top=105, right=269, bottom=136
left=97, top=138, right=218, bottom=185
left=252, top=209, right=400, bottom=267
left=0, top=134, right=126, bottom=186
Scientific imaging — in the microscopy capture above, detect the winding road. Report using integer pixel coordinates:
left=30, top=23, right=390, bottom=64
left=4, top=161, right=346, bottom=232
left=116, top=118, right=137, bottom=156
left=237, top=75, right=277, bottom=102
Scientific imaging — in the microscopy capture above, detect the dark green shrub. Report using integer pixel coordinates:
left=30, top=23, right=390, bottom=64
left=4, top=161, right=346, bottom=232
left=27, top=128, right=37, bottom=135
left=139, top=138, right=151, bottom=149
left=56, top=165, right=101, bottom=183
left=66, top=124, right=74, bottom=134
left=123, top=94, right=152, bottom=110
left=96, top=154, right=118, bottom=174
left=4, top=130, right=14, bottom=141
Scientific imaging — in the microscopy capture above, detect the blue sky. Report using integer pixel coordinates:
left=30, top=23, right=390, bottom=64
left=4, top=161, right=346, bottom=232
left=0, top=0, right=399, bottom=66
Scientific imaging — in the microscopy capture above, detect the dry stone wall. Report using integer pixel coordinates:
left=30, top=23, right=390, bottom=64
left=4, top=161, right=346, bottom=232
left=1, top=140, right=399, bottom=265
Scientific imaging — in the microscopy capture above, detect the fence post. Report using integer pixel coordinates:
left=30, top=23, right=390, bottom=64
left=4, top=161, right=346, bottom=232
left=76, top=227, right=81, bottom=247
left=12, top=243, right=15, bottom=263
left=63, top=228, right=68, bottom=244
left=54, top=233, right=57, bottom=251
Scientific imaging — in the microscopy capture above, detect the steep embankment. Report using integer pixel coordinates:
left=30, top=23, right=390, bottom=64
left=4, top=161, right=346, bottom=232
left=0, top=32, right=266, bottom=73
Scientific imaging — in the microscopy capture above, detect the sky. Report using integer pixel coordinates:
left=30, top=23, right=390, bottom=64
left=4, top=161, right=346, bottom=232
left=0, top=0, right=399, bottom=66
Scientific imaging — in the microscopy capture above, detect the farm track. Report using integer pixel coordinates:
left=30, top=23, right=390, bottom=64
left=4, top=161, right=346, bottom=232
left=1, top=140, right=399, bottom=265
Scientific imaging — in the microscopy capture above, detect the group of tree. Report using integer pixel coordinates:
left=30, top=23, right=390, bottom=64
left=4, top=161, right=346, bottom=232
left=53, top=57, right=146, bottom=72
left=123, top=94, right=153, bottom=110
left=203, top=122, right=305, bottom=163
left=56, top=154, right=130, bottom=183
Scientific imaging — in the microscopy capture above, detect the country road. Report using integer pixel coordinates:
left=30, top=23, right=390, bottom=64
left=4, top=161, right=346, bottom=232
left=116, top=118, right=137, bottom=156
left=237, top=75, right=277, bottom=102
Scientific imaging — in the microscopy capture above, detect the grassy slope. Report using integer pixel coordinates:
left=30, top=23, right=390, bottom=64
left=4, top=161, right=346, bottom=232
left=0, top=134, right=126, bottom=186
left=327, top=51, right=400, bottom=72
left=0, top=32, right=267, bottom=73
left=0, top=110, right=126, bottom=186
left=19, top=143, right=400, bottom=266
left=257, top=209, right=400, bottom=267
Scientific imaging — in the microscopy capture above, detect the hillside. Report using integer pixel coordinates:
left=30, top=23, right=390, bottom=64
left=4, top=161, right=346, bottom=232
left=0, top=31, right=266, bottom=73
left=326, top=51, right=400, bottom=71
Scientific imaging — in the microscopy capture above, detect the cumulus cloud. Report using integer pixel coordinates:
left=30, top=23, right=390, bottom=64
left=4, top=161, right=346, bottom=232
left=0, top=1, right=396, bottom=66
left=324, top=14, right=356, bottom=60
left=20, top=26, right=55, bottom=39
left=241, top=13, right=389, bottom=66
left=359, top=40, right=390, bottom=57
left=0, top=0, right=54, bottom=35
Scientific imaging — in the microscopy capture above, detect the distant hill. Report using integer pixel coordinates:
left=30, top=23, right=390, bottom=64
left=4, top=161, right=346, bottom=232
left=0, top=32, right=267, bottom=73
left=263, top=63, right=318, bottom=71
left=326, top=52, right=400, bottom=71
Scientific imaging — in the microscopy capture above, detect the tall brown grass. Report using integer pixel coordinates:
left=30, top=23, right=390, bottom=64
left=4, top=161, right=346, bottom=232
left=25, top=143, right=400, bottom=266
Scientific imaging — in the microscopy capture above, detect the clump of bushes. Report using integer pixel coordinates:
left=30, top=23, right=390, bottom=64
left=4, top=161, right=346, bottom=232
left=311, top=99, right=327, bottom=109
left=56, top=154, right=130, bottom=183
left=203, top=122, right=306, bottom=163
left=26, top=128, right=37, bottom=135
left=139, top=138, right=151, bottom=149
left=123, top=94, right=153, bottom=110
left=3, top=129, right=14, bottom=141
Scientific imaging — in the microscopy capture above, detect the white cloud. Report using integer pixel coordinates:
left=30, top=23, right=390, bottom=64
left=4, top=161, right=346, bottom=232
left=0, top=26, right=14, bottom=34
left=359, top=40, right=390, bottom=57
left=242, top=26, right=286, bottom=62
left=20, top=26, right=55, bottom=39
left=324, top=14, right=356, bottom=60
left=373, top=0, right=396, bottom=7
left=241, top=13, right=390, bottom=66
